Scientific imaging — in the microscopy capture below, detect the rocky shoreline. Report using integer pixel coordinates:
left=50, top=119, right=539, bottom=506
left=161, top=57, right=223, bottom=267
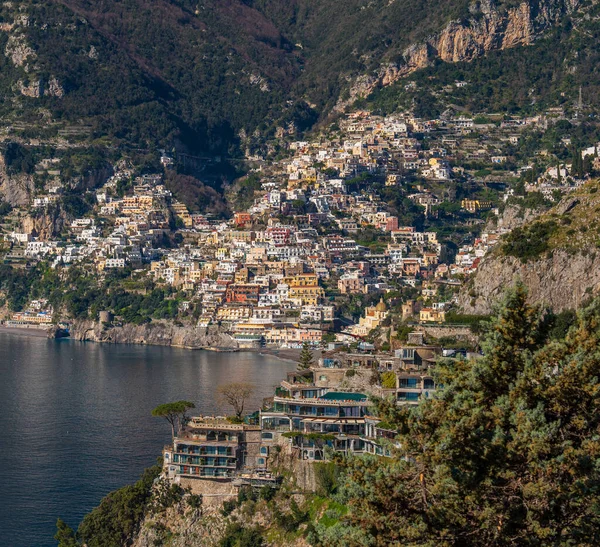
left=69, top=320, right=239, bottom=350
left=0, top=321, right=306, bottom=364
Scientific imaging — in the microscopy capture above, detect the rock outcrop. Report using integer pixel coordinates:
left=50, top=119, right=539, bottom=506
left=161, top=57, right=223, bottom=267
left=70, top=320, right=239, bottom=350
left=20, top=208, right=68, bottom=239
left=457, top=249, right=600, bottom=314
left=0, top=155, right=34, bottom=206
left=458, top=182, right=600, bottom=314
left=339, top=0, right=580, bottom=108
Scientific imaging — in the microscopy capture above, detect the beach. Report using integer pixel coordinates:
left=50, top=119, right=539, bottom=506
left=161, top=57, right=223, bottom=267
left=0, top=325, right=51, bottom=338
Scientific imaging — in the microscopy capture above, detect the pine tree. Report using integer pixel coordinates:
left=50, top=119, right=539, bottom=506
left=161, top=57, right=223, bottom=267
left=572, top=148, right=583, bottom=178
left=319, top=286, right=600, bottom=546
left=54, top=519, right=78, bottom=547
left=297, top=342, right=314, bottom=370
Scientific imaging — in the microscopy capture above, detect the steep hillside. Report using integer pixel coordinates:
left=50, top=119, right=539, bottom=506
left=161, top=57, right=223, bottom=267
left=0, top=0, right=586, bottom=158
left=458, top=181, right=600, bottom=314
left=362, top=0, right=600, bottom=116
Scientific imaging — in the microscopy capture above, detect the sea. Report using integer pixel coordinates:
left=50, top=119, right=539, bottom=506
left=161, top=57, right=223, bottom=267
left=0, top=332, right=296, bottom=547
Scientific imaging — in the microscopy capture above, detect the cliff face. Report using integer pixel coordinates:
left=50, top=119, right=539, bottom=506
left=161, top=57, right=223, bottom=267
left=0, top=155, right=34, bottom=207
left=70, top=320, right=239, bottom=350
left=457, top=250, right=600, bottom=314
left=20, top=208, right=68, bottom=239
left=342, top=0, right=579, bottom=106
left=458, top=183, right=600, bottom=314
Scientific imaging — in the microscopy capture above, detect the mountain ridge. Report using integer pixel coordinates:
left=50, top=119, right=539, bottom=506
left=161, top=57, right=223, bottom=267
left=0, top=0, right=588, bottom=157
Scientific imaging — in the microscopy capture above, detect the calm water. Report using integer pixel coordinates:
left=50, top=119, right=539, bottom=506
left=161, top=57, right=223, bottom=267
left=0, top=333, right=295, bottom=547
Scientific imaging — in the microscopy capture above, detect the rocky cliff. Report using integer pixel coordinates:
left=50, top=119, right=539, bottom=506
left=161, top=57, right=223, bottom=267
left=458, top=182, right=600, bottom=314
left=0, top=155, right=34, bottom=206
left=131, top=490, right=310, bottom=547
left=341, top=0, right=580, bottom=106
left=20, top=208, right=68, bottom=239
left=70, top=320, right=239, bottom=350
left=457, top=249, right=600, bottom=314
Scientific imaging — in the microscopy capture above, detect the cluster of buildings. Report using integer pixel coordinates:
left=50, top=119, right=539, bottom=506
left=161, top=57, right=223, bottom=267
left=163, top=331, right=446, bottom=498
left=6, top=108, right=588, bottom=340
left=6, top=299, right=53, bottom=328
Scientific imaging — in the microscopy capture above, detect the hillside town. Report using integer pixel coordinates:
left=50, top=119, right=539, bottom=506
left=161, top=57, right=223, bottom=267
left=4, top=108, right=596, bottom=345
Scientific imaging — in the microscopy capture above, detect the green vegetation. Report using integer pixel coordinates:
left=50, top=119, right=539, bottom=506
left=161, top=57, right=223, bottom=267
left=151, top=400, right=196, bottom=439
left=308, top=284, right=600, bottom=545
left=71, top=286, right=600, bottom=545
left=502, top=220, right=558, bottom=261
left=0, top=0, right=594, bottom=167
left=219, top=523, right=265, bottom=547
left=444, top=311, right=491, bottom=333
left=364, top=6, right=600, bottom=117
left=0, top=263, right=187, bottom=322
left=297, top=342, right=315, bottom=370
left=55, top=463, right=162, bottom=547
left=380, top=371, right=397, bottom=389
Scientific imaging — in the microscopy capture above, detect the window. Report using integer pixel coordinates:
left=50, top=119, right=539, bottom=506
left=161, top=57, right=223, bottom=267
left=257, top=457, right=266, bottom=466
left=399, top=378, right=418, bottom=388
left=319, top=375, right=327, bottom=381
left=261, top=432, right=273, bottom=440
left=423, top=378, right=435, bottom=389
left=260, top=447, right=269, bottom=455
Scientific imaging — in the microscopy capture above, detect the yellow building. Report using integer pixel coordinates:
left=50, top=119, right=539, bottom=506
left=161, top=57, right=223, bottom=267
left=288, top=285, right=325, bottom=306
left=419, top=308, right=446, bottom=323
left=461, top=199, right=492, bottom=213
left=171, top=202, right=193, bottom=228
left=350, top=298, right=389, bottom=337
left=283, top=273, right=319, bottom=287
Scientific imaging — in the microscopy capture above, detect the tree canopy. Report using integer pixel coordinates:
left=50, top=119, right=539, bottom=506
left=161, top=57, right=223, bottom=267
left=315, top=284, right=600, bottom=546
left=151, top=400, right=196, bottom=439
left=298, top=342, right=315, bottom=370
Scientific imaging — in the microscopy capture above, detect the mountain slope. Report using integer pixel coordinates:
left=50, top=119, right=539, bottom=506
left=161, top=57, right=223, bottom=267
left=458, top=181, right=600, bottom=314
left=0, top=0, right=588, bottom=156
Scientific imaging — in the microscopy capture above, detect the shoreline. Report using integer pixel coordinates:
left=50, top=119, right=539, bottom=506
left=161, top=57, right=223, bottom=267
left=253, top=347, right=303, bottom=364
left=0, top=325, right=52, bottom=338
left=0, top=325, right=307, bottom=364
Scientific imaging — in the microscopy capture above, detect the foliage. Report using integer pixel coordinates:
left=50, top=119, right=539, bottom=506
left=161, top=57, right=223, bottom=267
left=364, top=11, right=600, bottom=117
left=3, top=142, right=35, bottom=174
left=502, top=220, right=558, bottom=261
left=380, top=371, right=397, bottom=389
left=54, top=519, right=78, bottom=547
left=219, top=523, right=264, bottom=547
left=297, top=342, right=315, bottom=370
left=75, top=464, right=161, bottom=547
left=314, top=284, right=600, bottom=545
left=0, top=200, right=12, bottom=216
left=164, top=170, right=229, bottom=217
left=273, top=498, right=309, bottom=533
left=444, top=311, right=490, bottom=333
left=314, top=462, right=341, bottom=497
left=150, top=479, right=186, bottom=511
left=187, top=494, right=203, bottom=509
left=0, top=263, right=190, bottom=321
left=544, top=308, right=578, bottom=340
left=151, top=400, right=196, bottom=439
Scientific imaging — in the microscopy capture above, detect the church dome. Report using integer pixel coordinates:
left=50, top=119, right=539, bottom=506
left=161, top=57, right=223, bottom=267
left=375, top=298, right=387, bottom=312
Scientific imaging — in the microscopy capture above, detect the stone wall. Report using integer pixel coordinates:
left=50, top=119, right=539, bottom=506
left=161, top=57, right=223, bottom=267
left=414, top=325, right=478, bottom=344
left=178, top=477, right=237, bottom=507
